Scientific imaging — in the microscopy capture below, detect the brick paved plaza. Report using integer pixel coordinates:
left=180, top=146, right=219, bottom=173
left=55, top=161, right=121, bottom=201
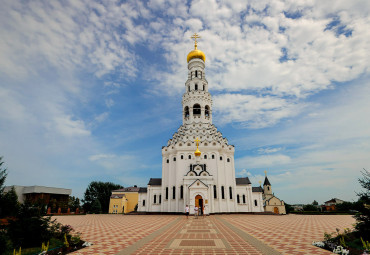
left=53, top=214, right=355, bottom=255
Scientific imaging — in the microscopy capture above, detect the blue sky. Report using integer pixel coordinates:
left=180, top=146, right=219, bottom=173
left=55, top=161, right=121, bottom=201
left=0, top=0, right=369, bottom=204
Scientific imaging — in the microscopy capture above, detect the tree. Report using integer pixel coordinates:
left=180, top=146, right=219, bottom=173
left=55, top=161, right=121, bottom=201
left=0, top=156, right=8, bottom=217
left=90, top=199, right=102, bottom=214
left=336, top=201, right=355, bottom=212
left=285, top=203, right=294, bottom=214
left=354, top=169, right=370, bottom=239
left=1, top=186, right=20, bottom=217
left=0, top=156, right=7, bottom=194
left=312, top=200, right=319, bottom=205
left=82, top=181, right=123, bottom=213
left=303, top=204, right=319, bottom=212
left=68, top=196, right=81, bottom=211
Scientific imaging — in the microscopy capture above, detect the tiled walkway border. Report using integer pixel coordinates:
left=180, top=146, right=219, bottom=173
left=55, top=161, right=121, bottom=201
left=115, top=216, right=182, bottom=255
left=216, top=216, right=282, bottom=255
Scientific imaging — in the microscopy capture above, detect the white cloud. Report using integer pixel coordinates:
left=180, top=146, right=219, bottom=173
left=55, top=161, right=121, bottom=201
left=258, top=147, right=283, bottom=154
left=213, top=94, right=304, bottom=128
left=52, top=115, right=90, bottom=137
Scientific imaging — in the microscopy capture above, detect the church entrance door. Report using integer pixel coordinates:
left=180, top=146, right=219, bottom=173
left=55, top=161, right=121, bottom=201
left=274, top=207, right=279, bottom=214
left=195, top=195, right=203, bottom=215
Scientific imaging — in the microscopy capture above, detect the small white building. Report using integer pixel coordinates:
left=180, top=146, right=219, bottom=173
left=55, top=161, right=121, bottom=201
left=138, top=37, right=264, bottom=214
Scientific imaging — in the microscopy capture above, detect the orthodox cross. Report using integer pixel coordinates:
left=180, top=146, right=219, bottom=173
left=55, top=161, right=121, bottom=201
left=264, top=170, right=267, bottom=176
left=191, top=33, right=201, bottom=49
left=194, top=137, right=200, bottom=147
left=259, top=180, right=262, bottom=186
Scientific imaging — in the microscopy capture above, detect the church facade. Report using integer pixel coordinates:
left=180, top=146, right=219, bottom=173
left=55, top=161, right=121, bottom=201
left=137, top=35, right=264, bottom=214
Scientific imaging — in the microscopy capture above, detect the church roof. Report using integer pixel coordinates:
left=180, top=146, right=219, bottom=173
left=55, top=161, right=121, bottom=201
left=138, top=187, right=147, bottom=193
left=110, top=194, right=125, bottom=198
left=113, top=186, right=140, bottom=192
left=148, top=178, right=162, bottom=186
left=235, top=177, right=251, bottom=185
left=263, top=176, right=271, bottom=186
left=252, top=186, right=263, bottom=192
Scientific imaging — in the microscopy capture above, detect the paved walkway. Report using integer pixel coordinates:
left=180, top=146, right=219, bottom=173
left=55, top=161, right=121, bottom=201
left=53, top=214, right=355, bottom=255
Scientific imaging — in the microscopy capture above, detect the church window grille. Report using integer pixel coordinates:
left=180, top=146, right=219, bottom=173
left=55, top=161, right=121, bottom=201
left=180, top=185, right=183, bottom=199
left=204, top=155, right=207, bottom=159
left=172, top=186, right=176, bottom=199
left=193, top=104, right=201, bottom=115
left=143, top=199, right=146, bottom=206
left=154, top=195, right=157, bottom=204
left=212, top=155, right=215, bottom=159
left=243, top=195, right=246, bottom=204
left=173, top=157, right=176, bottom=161
left=220, top=156, right=223, bottom=160
left=195, top=84, right=198, bottom=90
left=205, top=105, right=210, bottom=117
left=159, top=195, right=161, bottom=204
left=181, top=155, right=184, bottom=159
left=229, top=187, right=233, bottom=199
left=188, top=155, right=191, bottom=159
left=221, top=186, right=225, bottom=199
left=213, top=185, right=217, bottom=199
left=254, top=200, right=257, bottom=206
left=227, top=158, right=230, bottom=162
left=166, top=187, right=168, bottom=200
left=237, top=194, right=240, bottom=204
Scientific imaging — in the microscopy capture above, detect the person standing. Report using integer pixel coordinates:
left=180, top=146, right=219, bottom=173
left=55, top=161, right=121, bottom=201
left=185, top=205, right=190, bottom=219
left=194, top=205, right=198, bottom=219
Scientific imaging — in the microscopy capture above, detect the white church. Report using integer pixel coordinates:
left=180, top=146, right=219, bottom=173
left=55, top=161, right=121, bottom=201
left=137, top=34, right=266, bottom=214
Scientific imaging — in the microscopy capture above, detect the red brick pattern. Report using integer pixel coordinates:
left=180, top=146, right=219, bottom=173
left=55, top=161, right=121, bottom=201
left=53, top=214, right=355, bottom=255
left=53, top=214, right=178, bottom=255
left=221, top=214, right=355, bottom=255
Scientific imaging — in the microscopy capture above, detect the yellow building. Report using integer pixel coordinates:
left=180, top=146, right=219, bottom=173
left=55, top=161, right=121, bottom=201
left=109, top=186, right=146, bottom=214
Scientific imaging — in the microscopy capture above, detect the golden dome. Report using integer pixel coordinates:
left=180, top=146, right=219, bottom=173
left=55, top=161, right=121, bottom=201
left=187, top=47, right=206, bottom=63
left=187, top=33, right=206, bottom=62
left=194, top=147, right=201, bottom=157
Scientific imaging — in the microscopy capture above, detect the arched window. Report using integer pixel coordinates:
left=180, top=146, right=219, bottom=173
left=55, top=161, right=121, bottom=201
left=184, top=106, right=189, bottom=118
left=243, top=194, right=246, bottom=204
left=268, top=186, right=270, bottom=191
left=188, top=86, right=190, bottom=92
left=143, top=200, right=146, bottom=206
left=172, top=186, right=176, bottom=199
left=195, top=84, right=198, bottom=90
left=173, top=157, right=176, bottom=161
left=202, top=85, right=204, bottom=91
left=195, top=71, right=198, bottom=77
left=193, top=104, right=201, bottom=115
left=205, top=105, right=210, bottom=117
left=166, top=159, right=169, bottom=163
left=212, top=154, right=215, bottom=159
left=220, top=156, right=223, bottom=160
left=213, top=185, right=217, bottom=199
left=204, top=155, right=207, bottom=159
left=254, top=199, right=258, bottom=206
left=237, top=194, right=240, bottom=203
left=181, top=155, right=184, bottom=159
left=154, top=194, right=157, bottom=204
left=188, top=155, right=191, bottom=159
left=229, top=187, right=233, bottom=199
left=159, top=195, right=161, bottom=204
left=180, top=185, right=183, bottom=199
left=166, top=187, right=168, bottom=200
left=227, top=158, right=230, bottom=162
left=221, top=186, right=225, bottom=199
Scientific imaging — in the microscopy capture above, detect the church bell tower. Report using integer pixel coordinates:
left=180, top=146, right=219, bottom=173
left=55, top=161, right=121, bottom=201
left=182, top=33, right=212, bottom=125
